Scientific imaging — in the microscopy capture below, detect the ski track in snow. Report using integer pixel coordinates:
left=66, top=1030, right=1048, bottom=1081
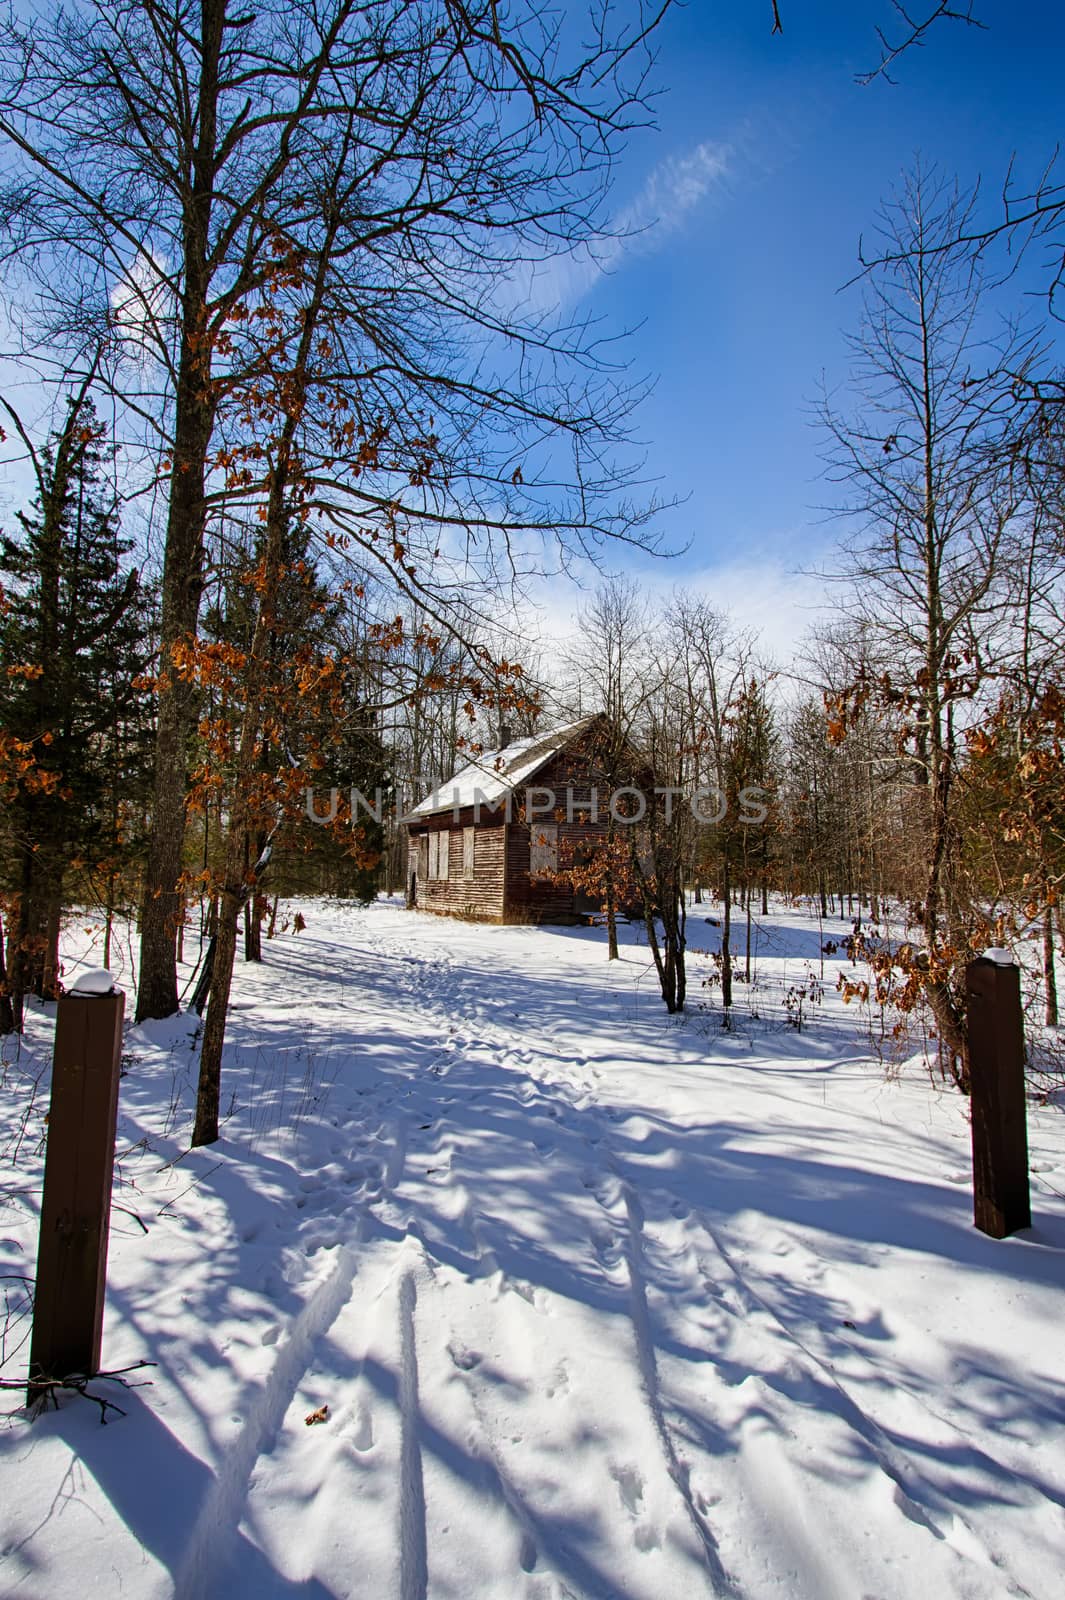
left=3, top=899, right=1064, bottom=1600
left=398, top=1269, right=429, bottom=1600
left=335, top=915, right=1055, bottom=1597
left=343, top=916, right=1045, bottom=1599
left=173, top=1242, right=360, bottom=1600
left=618, top=1184, right=741, bottom=1597
left=378, top=915, right=1055, bottom=1600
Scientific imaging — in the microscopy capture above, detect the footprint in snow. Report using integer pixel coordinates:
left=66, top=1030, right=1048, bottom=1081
left=544, top=1363, right=570, bottom=1399
left=610, top=1462, right=645, bottom=1515
left=581, top=1170, right=621, bottom=1210
left=350, top=1402, right=374, bottom=1452
left=590, top=1225, right=625, bottom=1274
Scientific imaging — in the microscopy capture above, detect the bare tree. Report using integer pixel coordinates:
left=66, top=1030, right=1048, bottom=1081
left=664, top=595, right=759, bottom=1016
left=0, top=0, right=675, bottom=1024
left=558, top=577, right=651, bottom=958
left=820, top=166, right=1040, bottom=1084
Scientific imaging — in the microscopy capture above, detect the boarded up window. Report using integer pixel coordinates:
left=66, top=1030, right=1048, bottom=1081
left=418, top=834, right=428, bottom=880
left=438, top=829, right=450, bottom=880
left=428, top=832, right=439, bottom=880
left=463, top=827, right=475, bottom=878
left=530, top=823, right=558, bottom=877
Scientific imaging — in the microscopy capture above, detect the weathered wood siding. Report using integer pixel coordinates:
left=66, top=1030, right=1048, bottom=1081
left=503, top=819, right=617, bottom=922
left=408, top=812, right=506, bottom=921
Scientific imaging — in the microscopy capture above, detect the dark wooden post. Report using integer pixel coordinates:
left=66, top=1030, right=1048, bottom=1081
left=966, top=954, right=1031, bottom=1239
left=28, top=975, right=124, bottom=1405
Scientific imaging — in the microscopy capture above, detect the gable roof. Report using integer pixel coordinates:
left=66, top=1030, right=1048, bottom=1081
left=407, top=716, right=598, bottom=820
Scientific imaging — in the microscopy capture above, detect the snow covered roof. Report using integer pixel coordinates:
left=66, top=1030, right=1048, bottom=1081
left=407, top=716, right=598, bottom=819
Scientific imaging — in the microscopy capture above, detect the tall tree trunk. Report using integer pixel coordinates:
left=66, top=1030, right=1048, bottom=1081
left=6, top=867, right=30, bottom=1032
left=191, top=206, right=331, bottom=1139
left=136, top=1, right=225, bottom=1022
left=0, top=914, right=13, bottom=1034
left=192, top=577, right=279, bottom=1144
left=1044, top=900, right=1058, bottom=1028
left=192, top=891, right=238, bottom=1145
left=246, top=893, right=265, bottom=963
left=104, top=883, right=115, bottom=973
left=674, top=879, right=687, bottom=1008
left=42, top=891, right=62, bottom=1000
left=244, top=831, right=266, bottom=961
left=135, top=386, right=216, bottom=1020
left=604, top=818, right=619, bottom=960
left=721, top=854, right=733, bottom=1012
left=605, top=865, right=619, bottom=960
left=630, top=836, right=674, bottom=1009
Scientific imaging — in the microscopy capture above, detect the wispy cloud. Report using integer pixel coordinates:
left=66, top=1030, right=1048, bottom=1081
left=621, top=140, right=731, bottom=244
left=508, top=541, right=831, bottom=675
left=512, top=138, right=731, bottom=317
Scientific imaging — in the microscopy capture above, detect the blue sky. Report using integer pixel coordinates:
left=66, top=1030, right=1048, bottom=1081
left=2, top=3, right=1061, bottom=664
left=537, top=0, right=1065, bottom=651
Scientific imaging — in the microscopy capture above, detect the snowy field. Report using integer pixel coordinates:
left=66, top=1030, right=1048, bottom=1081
left=2, top=898, right=1064, bottom=1600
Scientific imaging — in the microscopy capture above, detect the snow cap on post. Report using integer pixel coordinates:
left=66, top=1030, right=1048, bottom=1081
left=70, top=968, right=117, bottom=996
left=981, top=947, right=1016, bottom=967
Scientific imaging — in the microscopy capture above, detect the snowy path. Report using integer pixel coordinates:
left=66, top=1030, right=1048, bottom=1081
left=2, top=901, right=1065, bottom=1598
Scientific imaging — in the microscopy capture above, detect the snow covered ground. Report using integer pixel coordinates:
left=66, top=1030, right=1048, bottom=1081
left=1, top=898, right=1064, bottom=1600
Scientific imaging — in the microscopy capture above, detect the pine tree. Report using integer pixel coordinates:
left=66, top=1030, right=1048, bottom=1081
left=0, top=395, right=150, bottom=1026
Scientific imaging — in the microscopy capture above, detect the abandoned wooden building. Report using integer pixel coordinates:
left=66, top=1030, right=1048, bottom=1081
left=405, top=715, right=634, bottom=924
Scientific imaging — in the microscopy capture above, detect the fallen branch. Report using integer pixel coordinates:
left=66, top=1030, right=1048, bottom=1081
left=2, top=1360, right=157, bottom=1424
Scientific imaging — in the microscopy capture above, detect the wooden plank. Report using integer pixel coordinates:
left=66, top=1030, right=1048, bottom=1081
left=28, top=989, right=124, bottom=1401
left=966, top=956, right=1031, bottom=1238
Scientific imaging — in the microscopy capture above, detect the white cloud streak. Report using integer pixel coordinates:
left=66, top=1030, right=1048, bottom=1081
left=507, top=544, right=831, bottom=678
left=513, top=138, right=731, bottom=317
left=625, top=140, right=732, bottom=238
